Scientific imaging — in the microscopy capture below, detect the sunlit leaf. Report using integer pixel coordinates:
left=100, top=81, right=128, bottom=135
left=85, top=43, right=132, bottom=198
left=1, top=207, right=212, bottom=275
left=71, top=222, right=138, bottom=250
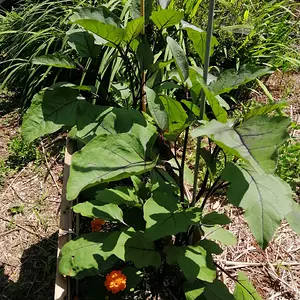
left=151, top=10, right=183, bottom=30
left=21, top=87, right=81, bottom=143
left=101, top=228, right=161, bottom=268
left=193, top=75, right=227, bottom=122
left=75, top=102, right=157, bottom=150
left=32, top=53, right=76, bottom=69
left=233, top=271, right=262, bottom=300
left=124, top=17, right=144, bottom=42
left=182, top=21, right=218, bottom=64
left=167, top=36, right=189, bottom=82
left=210, top=65, right=274, bottom=95
left=70, top=7, right=125, bottom=45
left=222, top=163, right=293, bottom=248
left=70, top=7, right=121, bottom=27
left=67, top=133, right=157, bottom=200
left=73, top=201, right=124, bottom=222
left=144, top=191, right=202, bottom=241
left=95, top=187, right=139, bottom=206
left=192, top=116, right=290, bottom=174
left=58, top=232, right=117, bottom=278
left=202, top=225, right=237, bottom=246
left=145, top=86, right=169, bottom=131
left=159, top=95, right=188, bottom=140
left=74, top=20, right=125, bottom=45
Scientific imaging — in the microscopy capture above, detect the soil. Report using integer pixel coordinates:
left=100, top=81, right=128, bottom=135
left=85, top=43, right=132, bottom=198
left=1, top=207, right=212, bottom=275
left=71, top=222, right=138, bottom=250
left=0, top=96, right=63, bottom=300
left=0, top=71, right=299, bottom=300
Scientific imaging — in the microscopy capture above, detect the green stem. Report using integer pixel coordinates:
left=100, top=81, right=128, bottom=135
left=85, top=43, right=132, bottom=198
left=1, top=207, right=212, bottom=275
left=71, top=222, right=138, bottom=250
left=180, top=127, right=189, bottom=203
left=191, top=0, right=216, bottom=207
left=79, top=58, right=92, bottom=86
left=196, top=146, right=220, bottom=201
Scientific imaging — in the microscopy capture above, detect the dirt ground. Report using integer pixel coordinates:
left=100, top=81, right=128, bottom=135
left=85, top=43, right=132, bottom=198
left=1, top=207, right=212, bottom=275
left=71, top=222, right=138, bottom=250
left=0, top=96, right=63, bottom=299
left=0, top=71, right=299, bottom=300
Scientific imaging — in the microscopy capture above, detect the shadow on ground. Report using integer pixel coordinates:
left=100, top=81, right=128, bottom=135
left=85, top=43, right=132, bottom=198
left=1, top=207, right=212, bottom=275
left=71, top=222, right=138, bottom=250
left=0, top=232, right=58, bottom=300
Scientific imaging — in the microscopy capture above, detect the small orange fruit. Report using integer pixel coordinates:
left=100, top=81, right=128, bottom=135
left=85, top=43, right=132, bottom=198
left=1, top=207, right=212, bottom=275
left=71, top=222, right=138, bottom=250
left=91, top=218, right=105, bottom=232
left=105, top=270, right=127, bottom=294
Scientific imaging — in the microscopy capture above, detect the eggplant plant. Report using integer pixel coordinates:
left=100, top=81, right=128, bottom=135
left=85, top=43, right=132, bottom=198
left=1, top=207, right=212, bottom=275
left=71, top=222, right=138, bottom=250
left=21, top=0, right=299, bottom=298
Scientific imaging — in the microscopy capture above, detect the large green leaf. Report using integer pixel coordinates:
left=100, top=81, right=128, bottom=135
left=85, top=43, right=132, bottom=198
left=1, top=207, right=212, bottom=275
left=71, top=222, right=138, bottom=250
left=73, top=201, right=124, bottom=222
left=22, top=91, right=157, bottom=149
left=165, top=245, right=216, bottom=283
left=124, top=17, right=144, bottom=42
left=75, top=102, right=157, bottom=150
left=181, top=21, right=218, bottom=64
left=95, top=187, right=139, bottom=206
left=59, top=232, right=118, bottom=278
left=222, top=163, right=293, bottom=248
left=202, top=225, right=237, bottom=246
left=285, top=200, right=300, bottom=234
left=74, top=20, right=125, bottom=45
left=31, top=53, right=76, bottom=69
left=192, top=116, right=290, bottom=174
left=145, top=86, right=168, bottom=131
left=100, top=228, right=161, bottom=268
left=150, top=10, right=183, bottom=30
left=210, top=65, right=274, bottom=95
left=159, top=95, right=188, bottom=140
left=70, top=7, right=121, bottom=27
left=233, top=271, right=262, bottom=300
left=70, top=7, right=125, bottom=45
left=143, top=191, right=202, bottom=240
left=67, top=28, right=101, bottom=58
left=67, top=133, right=157, bottom=200
left=21, top=87, right=81, bottom=143
left=167, top=36, right=189, bottom=82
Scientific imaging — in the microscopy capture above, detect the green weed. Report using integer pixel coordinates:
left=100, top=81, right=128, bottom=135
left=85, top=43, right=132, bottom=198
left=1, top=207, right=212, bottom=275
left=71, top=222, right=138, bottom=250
left=7, top=136, right=42, bottom=170
left=276, top=138, right=300, bottom=191
left=8, top=205, right=24, bottom=215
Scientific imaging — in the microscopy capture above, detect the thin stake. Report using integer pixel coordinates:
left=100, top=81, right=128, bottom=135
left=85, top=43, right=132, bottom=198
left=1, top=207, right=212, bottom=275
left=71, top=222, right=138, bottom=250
left=141, top=0, right=146, bottom=112
left=191, top=0, right=216, bottom=207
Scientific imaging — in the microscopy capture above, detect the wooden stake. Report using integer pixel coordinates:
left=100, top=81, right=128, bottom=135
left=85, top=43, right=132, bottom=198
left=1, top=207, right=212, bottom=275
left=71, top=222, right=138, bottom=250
left=141, top=0, right=146, bottom=112
left=54, top=139, right=73, bottom=300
